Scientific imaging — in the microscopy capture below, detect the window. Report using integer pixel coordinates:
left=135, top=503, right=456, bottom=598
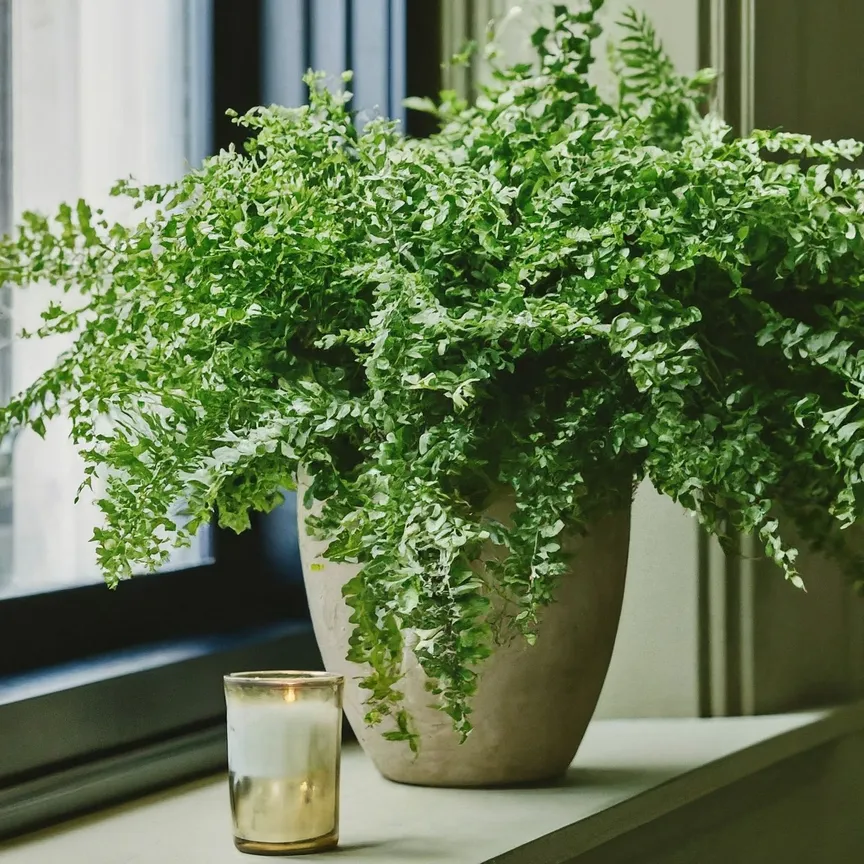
left=0, top=0, right=431, bottom=656
left=0, top=0, right=410, bottom=599
left=0, top=0, right=430, bottom=601
left=0, top=0, right=442, bottom=839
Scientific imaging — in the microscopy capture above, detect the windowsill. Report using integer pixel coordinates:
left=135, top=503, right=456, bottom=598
left=0, top=622, right=309, bottom=706
left=0, top=622, right=321, bottom=839
left=2, top=701, right=863, bottom=864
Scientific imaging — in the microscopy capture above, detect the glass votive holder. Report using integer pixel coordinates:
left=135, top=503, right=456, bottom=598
left=224, top=671, right=344, bottom=856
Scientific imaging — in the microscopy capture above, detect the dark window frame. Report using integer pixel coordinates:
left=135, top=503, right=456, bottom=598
left=0, top=516, right=310, bottom=678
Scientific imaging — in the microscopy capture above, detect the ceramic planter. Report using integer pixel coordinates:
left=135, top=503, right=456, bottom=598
left=298, top=483, right=631, bottom=787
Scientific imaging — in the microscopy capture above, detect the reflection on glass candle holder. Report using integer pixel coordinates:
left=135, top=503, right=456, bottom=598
left=224, top=671, right=344, bottom=856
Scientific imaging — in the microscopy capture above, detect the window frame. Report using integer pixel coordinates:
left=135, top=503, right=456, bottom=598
left=0, top=518, right=311, bottom=679
left=0, top=0, right=448, bottom=680
left=0, top=0, right=443, bottom=839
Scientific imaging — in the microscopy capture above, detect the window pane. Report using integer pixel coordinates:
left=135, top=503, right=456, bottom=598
left=0, top=0, right=213, bottom=599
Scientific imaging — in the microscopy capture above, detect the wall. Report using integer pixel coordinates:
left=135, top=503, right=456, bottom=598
left=466, top=0, right=864, bottom=722
left=593, top=0, right=702, bottom=719
left=464, top=0, right=704, bottom=718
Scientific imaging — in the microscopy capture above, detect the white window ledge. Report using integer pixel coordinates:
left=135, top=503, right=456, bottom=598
left=2, top=703, right=863, bottom=864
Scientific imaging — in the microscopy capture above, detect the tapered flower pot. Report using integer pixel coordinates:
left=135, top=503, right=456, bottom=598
left=298, top=485, right=631, bottom=787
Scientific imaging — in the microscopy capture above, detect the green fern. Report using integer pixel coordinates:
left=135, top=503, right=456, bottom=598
left=614, top=7, right=714, bottom=148
left=4, top=2, right=864, bottom=744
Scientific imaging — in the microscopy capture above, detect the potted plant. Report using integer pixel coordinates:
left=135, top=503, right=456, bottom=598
left=3, top=2, right=864, bottom=787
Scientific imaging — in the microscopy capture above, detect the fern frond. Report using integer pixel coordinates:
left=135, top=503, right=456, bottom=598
left=614, top=7, right=709, bottom=148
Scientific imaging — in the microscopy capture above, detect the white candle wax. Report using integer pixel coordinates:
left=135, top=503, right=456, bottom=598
left=227, top=698, right=340, bottom=779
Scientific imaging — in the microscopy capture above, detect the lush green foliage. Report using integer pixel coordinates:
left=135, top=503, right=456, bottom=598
left=4, top=2, right=864, bottom=740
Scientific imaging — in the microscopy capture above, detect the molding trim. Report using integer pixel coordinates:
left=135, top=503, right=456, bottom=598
left=441, top=0, right=471, bottom=97
left=699, top=0, right=725, bottom=115
left=718, top=0, right=755, bottom=134
left=184, top=0, right=214, bottom=167
left=697, top=0, right=762, bottom=719
left=738, top=0, right=755, bottom=134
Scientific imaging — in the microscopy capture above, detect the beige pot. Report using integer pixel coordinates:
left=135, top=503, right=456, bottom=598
left=298, top=484, right=631, bottom=787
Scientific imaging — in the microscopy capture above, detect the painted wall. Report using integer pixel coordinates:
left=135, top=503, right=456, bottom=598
left=595, top=0, right=702, bottom=719
left=481, top=0, right=704, bottom=718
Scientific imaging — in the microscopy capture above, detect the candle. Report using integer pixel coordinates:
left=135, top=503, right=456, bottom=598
left=224, top=672, right=343, bottom=856
left=227, top=699, right=341, bottom=779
